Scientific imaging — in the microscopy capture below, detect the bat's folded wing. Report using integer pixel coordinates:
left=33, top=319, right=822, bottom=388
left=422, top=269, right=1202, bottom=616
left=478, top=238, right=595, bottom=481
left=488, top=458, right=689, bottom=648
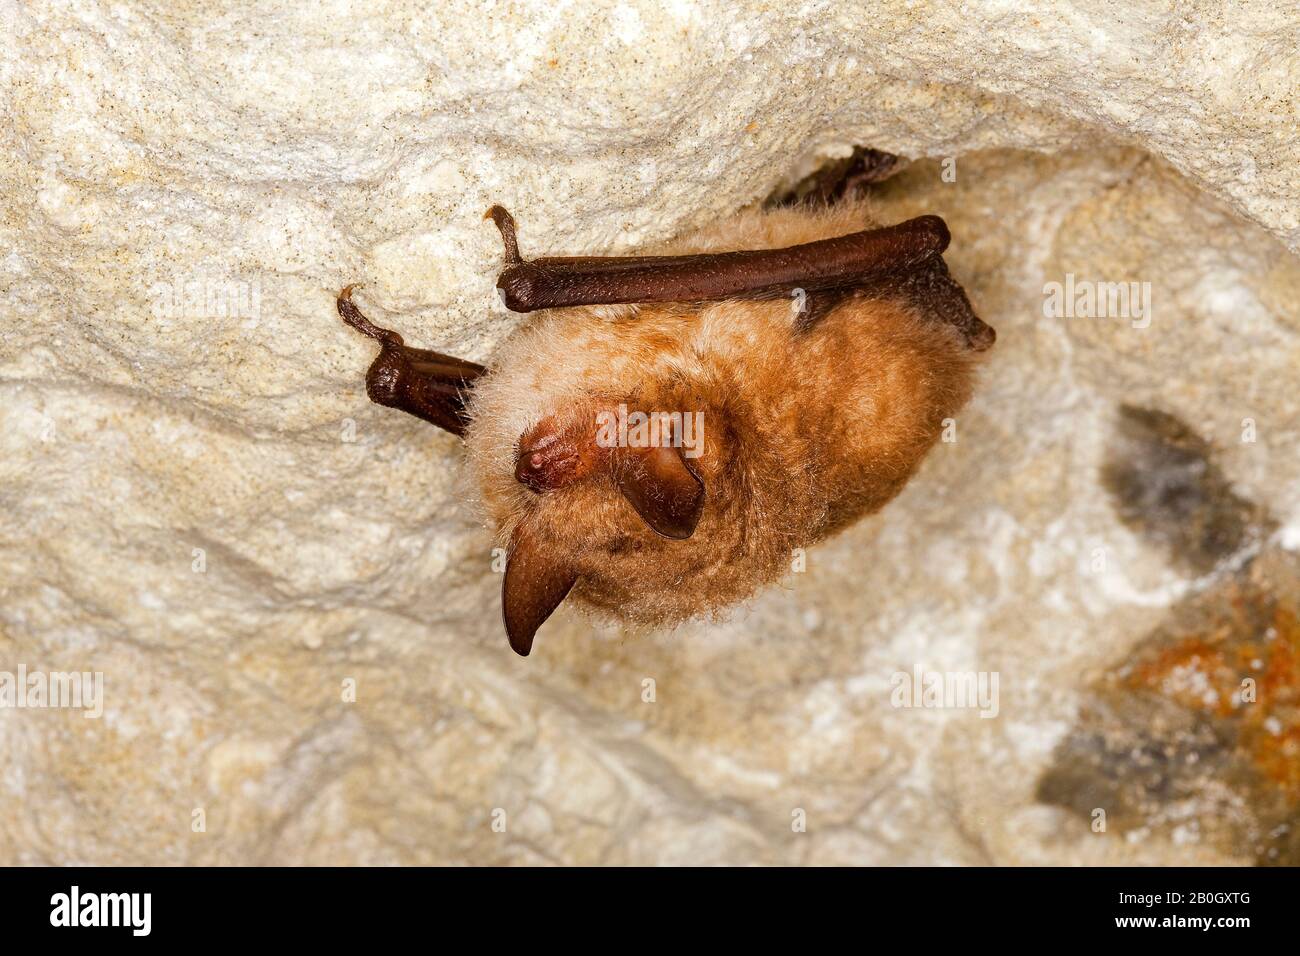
left=488, top=208, right=993, bottom=350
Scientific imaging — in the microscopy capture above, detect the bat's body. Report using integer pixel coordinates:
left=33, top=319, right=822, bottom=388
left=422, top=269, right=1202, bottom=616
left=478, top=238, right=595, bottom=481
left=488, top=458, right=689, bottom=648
left=339, top=164, right=993, bottom=656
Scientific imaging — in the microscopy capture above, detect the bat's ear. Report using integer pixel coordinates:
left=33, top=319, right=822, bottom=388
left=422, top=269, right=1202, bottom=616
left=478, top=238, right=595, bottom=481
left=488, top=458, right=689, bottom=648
left=502, top=523, right=578, bottom=657
left=514, top=412, right=706, bottom=539
left=611, top=444, right=705, bottom=540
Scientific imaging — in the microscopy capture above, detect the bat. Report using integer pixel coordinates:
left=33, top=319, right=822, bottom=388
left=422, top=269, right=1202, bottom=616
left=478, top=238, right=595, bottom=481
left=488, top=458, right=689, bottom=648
left=339, top=157, right=994, bottom=656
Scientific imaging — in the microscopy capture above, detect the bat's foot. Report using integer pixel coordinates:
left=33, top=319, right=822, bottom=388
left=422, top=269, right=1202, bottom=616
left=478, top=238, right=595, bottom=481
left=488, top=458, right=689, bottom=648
left=831, top=148, right=906, bottom=201
left=771, top=147, right=908, bottom=208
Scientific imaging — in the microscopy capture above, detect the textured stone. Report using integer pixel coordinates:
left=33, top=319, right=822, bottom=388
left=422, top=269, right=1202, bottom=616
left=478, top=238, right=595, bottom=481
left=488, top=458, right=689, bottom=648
left=0, top=2, right=1297, bottom=864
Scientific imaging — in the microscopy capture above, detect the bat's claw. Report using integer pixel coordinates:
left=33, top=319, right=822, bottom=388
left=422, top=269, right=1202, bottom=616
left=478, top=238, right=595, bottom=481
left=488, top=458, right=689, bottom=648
left=337, top=284, right=403, bottom=347
left=485, top=205, right=522, bottom=264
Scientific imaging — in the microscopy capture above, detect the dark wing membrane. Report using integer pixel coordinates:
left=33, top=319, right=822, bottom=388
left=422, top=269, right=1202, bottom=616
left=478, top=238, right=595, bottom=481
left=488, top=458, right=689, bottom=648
left=849, top=254, right=995, bottom=351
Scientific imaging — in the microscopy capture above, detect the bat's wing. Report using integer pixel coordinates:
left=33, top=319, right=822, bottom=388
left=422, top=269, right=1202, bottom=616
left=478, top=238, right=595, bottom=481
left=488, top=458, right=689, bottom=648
left=851, top=253, right=995, bottom=351
left=337, top=286, right=485, bottom=436
left=486, top=206, right=993, bottom=351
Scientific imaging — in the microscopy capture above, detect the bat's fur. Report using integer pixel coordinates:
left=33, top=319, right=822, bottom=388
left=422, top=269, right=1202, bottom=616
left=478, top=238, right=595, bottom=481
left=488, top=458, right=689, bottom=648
left=465, top=199, right=981, bottom=628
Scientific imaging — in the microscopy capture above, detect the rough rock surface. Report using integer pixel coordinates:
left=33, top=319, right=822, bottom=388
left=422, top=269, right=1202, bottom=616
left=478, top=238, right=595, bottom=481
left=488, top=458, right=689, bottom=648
left=0, top=2, right=1297, bottom=864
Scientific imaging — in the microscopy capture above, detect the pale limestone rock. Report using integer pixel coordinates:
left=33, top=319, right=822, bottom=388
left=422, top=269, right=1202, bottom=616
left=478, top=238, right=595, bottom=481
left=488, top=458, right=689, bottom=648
left=0, top=1, right=1296, bottom=864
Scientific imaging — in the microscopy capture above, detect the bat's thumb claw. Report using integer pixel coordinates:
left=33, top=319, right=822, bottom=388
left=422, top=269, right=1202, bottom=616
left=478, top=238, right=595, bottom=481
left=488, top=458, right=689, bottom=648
left=337, top=285, right=402, bottom=347
left=485, top=205, right=522, bottom=264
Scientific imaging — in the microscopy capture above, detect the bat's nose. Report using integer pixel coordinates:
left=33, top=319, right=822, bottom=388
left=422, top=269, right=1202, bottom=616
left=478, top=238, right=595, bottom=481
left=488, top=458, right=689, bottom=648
left=515, top=434, right=584, bottom=492
left=515, top=415, right=603, bottom=492
left=515, top=447, right=557, bottom=492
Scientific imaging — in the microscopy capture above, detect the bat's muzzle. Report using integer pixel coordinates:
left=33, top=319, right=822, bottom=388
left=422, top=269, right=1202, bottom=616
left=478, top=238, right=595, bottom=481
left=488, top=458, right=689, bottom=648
left=514, top=427, right=596, bottom=493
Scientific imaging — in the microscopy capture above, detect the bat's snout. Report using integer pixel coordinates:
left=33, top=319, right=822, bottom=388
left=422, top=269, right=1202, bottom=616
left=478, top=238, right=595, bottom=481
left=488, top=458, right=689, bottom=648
left=514, top=421, right=598, bottom=493
left=515, top=441, right=575, bottom=492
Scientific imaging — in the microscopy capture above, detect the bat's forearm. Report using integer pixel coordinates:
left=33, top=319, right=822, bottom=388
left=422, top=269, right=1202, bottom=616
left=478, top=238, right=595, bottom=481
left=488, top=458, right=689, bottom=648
left=493, top=215, right=951, bottom=312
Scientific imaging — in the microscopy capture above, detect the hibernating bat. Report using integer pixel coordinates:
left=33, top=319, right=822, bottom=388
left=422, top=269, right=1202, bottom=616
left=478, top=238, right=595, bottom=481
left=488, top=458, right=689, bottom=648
left=338, top=171, right=994, bottom=657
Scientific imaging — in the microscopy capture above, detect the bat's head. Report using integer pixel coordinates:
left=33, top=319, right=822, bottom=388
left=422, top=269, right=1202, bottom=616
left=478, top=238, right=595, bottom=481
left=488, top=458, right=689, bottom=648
left=461, top=307, right=805, bottom=656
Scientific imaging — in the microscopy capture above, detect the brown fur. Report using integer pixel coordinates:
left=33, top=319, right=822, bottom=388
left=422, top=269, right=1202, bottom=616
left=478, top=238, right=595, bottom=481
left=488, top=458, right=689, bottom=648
left=464, top=199, right=983, bottom=629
